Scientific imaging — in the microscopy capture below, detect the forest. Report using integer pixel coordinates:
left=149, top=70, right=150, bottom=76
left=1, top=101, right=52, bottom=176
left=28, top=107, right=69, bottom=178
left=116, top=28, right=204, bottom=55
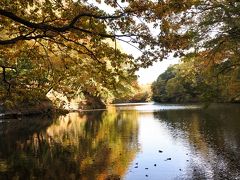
left=0, top=0, right=239, bottom=114
left=151, top=57, right=240, bottom=103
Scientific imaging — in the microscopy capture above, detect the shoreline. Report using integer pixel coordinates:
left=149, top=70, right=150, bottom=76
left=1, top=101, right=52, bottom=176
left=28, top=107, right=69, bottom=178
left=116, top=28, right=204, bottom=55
left=1, top=101, right=239, bottom=119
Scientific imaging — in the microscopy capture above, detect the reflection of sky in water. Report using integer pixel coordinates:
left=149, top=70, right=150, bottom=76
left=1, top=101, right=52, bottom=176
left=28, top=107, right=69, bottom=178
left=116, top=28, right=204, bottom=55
left=121, top=103, right=240, bottom=180
left=135, top=104, right=201, bottom=112
left=115, top=102, right=202, bottom=112
left=1, top=103, right=240, bottom=179
left=125, top=113, right=190, bottom=180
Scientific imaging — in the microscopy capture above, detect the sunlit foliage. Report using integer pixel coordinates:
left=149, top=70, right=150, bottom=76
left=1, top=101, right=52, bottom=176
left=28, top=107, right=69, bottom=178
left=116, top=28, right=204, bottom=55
left=152, top=57, right=240, bottom=103
left=0, top=0, right=239, bottom=108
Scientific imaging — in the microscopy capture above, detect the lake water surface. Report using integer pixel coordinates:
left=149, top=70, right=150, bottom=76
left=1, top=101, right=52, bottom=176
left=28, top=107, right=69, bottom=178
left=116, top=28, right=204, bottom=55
left=0, top=103, right=240, bottom=179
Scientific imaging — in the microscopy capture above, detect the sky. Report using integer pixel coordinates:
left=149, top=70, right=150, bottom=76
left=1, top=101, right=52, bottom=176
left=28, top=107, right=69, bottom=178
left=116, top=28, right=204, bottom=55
left=136, top=58, right=179, bottom=84
left=118, top=39, right=179, bottom=85
left=88, top=0, right=180, bottom=85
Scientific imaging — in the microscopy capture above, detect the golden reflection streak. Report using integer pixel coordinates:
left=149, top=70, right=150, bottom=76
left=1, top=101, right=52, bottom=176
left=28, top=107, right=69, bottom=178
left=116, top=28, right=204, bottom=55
left=43, top=108, right=139, bottom=179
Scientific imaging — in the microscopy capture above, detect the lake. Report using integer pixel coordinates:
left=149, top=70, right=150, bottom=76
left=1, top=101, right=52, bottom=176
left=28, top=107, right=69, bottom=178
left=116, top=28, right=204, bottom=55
left=0, top=103, right=240, bottom=179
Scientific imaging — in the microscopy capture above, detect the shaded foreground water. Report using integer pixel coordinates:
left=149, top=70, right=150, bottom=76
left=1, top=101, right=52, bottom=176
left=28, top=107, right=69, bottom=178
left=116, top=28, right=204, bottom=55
left=0, top=103, right=240, bottom=179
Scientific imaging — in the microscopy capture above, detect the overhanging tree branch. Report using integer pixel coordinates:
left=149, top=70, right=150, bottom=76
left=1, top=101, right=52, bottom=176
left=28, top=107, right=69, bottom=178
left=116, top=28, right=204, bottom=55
left=0, top=9, right=136, bottom=45
left=0, top=34, right=54, bottom=45
left=0, top=9, right=125, bottom=32
left=59, top=34, right=103, bottom=63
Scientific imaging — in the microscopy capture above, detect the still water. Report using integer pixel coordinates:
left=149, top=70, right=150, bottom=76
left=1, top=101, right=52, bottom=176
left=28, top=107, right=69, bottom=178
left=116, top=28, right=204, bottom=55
left=0, top=103, right=240, bottom=179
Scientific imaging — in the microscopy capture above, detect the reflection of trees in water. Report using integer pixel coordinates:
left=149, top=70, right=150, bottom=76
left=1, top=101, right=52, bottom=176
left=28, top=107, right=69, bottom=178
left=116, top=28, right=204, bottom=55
left=0, top=115, right=53, bottom=156
left=153, top=105, right=240, bottom=179
left=0, top=109, right=139, bottom=180
left=0, top=115, right=54, bottom=179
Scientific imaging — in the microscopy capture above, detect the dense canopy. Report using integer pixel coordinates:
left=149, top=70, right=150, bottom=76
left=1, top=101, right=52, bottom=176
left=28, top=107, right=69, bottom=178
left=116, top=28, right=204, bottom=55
left=152, top=1, right=240, bottom=103
left=0, top=0, right=239, bottom=109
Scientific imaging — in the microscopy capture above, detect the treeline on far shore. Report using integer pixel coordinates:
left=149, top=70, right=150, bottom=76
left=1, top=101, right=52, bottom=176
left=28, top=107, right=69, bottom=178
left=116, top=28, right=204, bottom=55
left=151, top=57, right=240, bottom=103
